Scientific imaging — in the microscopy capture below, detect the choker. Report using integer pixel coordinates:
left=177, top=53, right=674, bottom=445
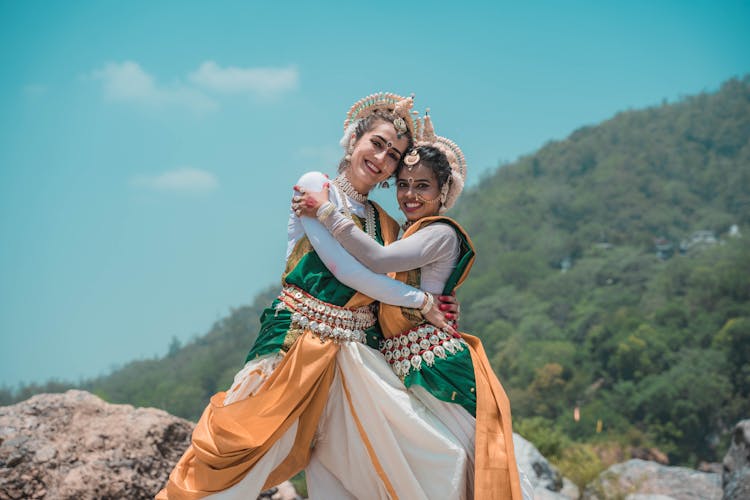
left=333, top=174, right=368, bottom=204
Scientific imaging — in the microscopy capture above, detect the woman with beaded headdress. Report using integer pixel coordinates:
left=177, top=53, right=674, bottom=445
left=157, top=93, right=470, bottom=500
left=294, top=112, right=534, bottom=499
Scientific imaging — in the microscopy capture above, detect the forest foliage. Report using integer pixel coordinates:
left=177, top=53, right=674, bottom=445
left=3, top=76, right=749, bottom=467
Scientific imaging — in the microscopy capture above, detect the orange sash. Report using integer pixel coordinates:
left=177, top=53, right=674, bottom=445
left=377, top=217, right=523, bottom=500
left=157, top=204, right=401, bottom=499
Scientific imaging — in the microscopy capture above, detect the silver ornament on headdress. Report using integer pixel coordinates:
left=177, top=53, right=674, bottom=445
left=341, top=92, right=416, bottom=147
left=407, top=109, right=468, bottom=213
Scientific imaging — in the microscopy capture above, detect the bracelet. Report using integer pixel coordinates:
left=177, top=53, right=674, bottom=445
left=419, top=292, right=434, bottom=316
left=317, top=202, right=336, bottom=221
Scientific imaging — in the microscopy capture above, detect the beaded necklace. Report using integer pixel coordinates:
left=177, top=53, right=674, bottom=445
left=333, top=174, right=368, bottom=204
left=331, top=181, right=377, bottom=241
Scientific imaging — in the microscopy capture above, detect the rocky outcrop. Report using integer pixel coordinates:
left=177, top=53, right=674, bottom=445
left=1, top=390, right=739, bottom=499
left=583, top=458, right=722, bottom=500
left=0, top=390, right=193, bottom=499
left=0, top=390, right=571, bottom=499
left=723, top=419, right=750, bottom=500
left=0, top=391, right=302, bottom=500
left=513, top=433, right=579, bottom=499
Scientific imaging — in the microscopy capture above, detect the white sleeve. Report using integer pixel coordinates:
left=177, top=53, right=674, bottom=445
left=287, top=171, right=331, bottom=258
left=322, top=210, right=459, bottom=273
left=293, top=171, right=425, bottom=308
left=299, top=218, right=426, bottom=308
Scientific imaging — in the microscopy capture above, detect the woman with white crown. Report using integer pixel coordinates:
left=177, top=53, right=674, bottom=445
left=294, top=111, right=533, bottom=499
left=157, top=93, right=472, bottom=500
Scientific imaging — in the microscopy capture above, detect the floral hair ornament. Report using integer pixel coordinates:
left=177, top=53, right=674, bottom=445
left=342, top=92, right=417, bottom=143
left=409, top=109, right=468, bottom=213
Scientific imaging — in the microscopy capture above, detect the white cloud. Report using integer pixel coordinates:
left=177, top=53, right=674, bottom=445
left=189, top=61, right=298, bottom=97
left=92, top=61, right=217, bottom=112
left=91, top=60, right=298, bottom=111
left=130, top=167, right=219, bottom=194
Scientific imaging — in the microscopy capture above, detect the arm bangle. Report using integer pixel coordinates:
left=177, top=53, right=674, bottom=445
left=317, top=202, right=336, bottom=222
left=419, top=292, right=434, bottom=316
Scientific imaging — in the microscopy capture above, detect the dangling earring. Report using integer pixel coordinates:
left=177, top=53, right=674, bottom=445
left=380, top=180, right=390, bottom=189
left=439, top=181, right=450, bottom=205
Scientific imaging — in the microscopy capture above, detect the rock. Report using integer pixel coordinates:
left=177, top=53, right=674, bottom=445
left=722, top=419, right=750, bottom=500
left=698, top=462, right=723, bottom=474
left=0, top=390, right=192, bottom=499
left=583, top=458, right=722, bottom=500
left=533, top=488, right=571, bottom=500
left=630, top=446, right=669, bottom=465
left=0, top=390, right=303, bottom=500
left=625, top=495, right=675, bottom=500
left=560, top=477, right=581, bottom=498
left=513, top=433, right=579, bottom=499
left=33, top=446, right=57, bottom=463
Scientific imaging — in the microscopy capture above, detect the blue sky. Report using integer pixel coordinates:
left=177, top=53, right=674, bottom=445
left=1, top=1, right=748, bottom=388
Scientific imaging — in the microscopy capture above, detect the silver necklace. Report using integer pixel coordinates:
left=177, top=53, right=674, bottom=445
left=333, top=174, right=368, bottom=204
left=364, top=203, right=377, bottom=241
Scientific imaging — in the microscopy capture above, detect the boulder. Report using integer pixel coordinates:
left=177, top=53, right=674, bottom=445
left=513, top=433, right=579, bottom=499
left=0, top=390, right=304, bottom=500
left=0, top=390, right=193, bottom=499
left=583, top=458, right=722, bottom=500
left=722, top=419, right=750, bottom=500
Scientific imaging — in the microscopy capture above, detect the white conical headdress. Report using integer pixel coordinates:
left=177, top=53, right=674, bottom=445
left=405, top=110, right=467, bottom=212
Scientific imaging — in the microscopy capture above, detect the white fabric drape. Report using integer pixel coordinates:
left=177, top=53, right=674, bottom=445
left=211, top=345, right=471, bottom=499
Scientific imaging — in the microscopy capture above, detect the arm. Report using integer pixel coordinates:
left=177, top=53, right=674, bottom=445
left=302, top=218, right=457, bottom=332
left=301, top=216, right=426, bottom=308
left=322, top=209, right=459, bottom=273
left=294, top=172, right=424, bottom=308
left=294, top=173, right=456, bottom=332
left=293, top=182, right=459, bottom=273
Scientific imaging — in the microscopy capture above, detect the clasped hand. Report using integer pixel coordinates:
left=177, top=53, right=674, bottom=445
left=291, top=183, right=330, bottom=218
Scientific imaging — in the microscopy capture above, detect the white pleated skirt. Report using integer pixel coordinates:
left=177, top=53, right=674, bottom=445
left=210, top=342, right=470, bottom=499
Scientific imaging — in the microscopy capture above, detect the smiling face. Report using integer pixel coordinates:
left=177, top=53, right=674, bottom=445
left=346, top=120, right=409, bottom=194
left=396, top=162, right=442, bottom=222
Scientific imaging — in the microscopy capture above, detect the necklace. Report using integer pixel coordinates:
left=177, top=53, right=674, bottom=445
left=331, top=181, right=377, bottom=241
left=333, top=174, right=368, bottom=204
left=364, top=203, right=377, bottom=241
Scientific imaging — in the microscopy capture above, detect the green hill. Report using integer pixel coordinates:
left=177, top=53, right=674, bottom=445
left=3, top=76, right=749, bottom=471
left=450, top=76, right=750, bottom=468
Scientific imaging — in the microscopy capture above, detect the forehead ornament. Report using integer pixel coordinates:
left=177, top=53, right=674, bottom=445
left=392, top=118, right=408, bottom=137
left=404, top=149, right=420, bottom=166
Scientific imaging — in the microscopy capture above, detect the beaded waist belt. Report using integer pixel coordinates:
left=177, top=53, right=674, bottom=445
left=379, top=324, right=466, bottom=378
left=275, top=286, right=376, bottom=343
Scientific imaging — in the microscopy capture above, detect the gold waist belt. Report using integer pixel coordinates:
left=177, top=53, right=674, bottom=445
left=275, top=285, right=376, bottom=343
left=379, top=324, right=466, bottom=378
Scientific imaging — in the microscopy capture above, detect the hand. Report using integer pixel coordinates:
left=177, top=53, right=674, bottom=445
left=423, top=302, right=458, bottom=336
left=437, top=292, right=460, bottom=329
left=292, top=183, right=330, bottom=217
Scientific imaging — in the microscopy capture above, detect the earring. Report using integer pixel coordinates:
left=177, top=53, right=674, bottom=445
left=344, top=136, right=355, bottom=162
left=440, top=182, right=450, bottom=205
left=380, top=180, right=390, bottom=189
